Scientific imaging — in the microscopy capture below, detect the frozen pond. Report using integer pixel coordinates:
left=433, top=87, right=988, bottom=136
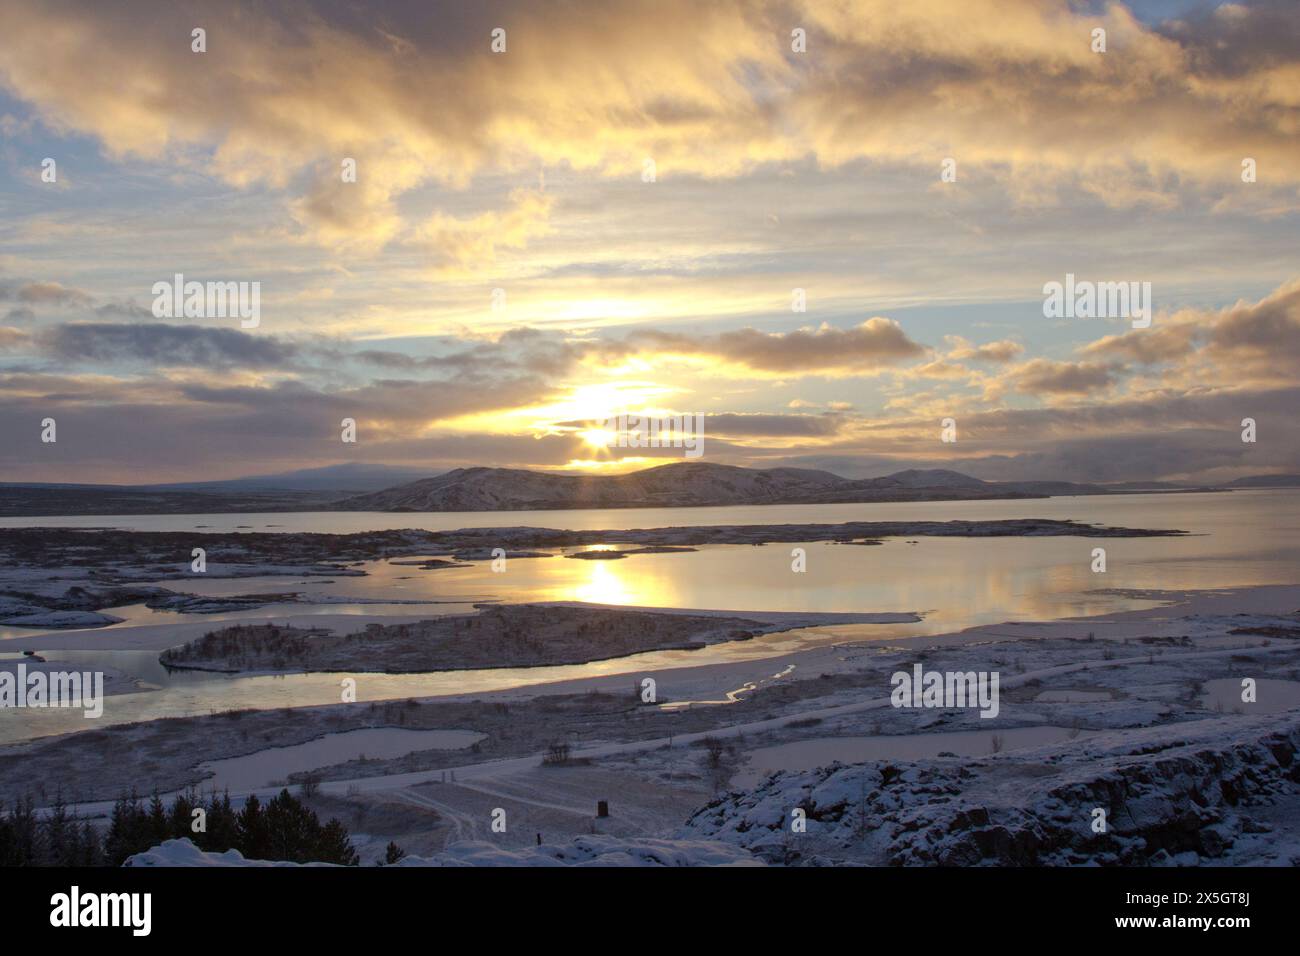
left=1033, top=690, right=1114, bottom=703
left=198, top=727, right=486, bottom=791
left=1197, top=678, right=1300, bottom=716
left=732, top=726, right=1090, bottom=788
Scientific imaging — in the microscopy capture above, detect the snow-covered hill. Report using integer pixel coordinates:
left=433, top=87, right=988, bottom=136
left=683, top=714, right=1300, bottom=866
left=334, top=461, right=1035, bottom=512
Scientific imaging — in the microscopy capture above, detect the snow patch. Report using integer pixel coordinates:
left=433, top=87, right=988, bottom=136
left=126, top=836, right=761, bottom=867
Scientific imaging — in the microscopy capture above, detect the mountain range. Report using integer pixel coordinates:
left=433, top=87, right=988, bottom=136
left=331, top=462, right=1226, bottom=512
left=1, top=461, right=1296, bottom=517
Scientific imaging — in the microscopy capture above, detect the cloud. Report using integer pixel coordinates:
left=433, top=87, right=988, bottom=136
left=2, top=0, right=1296, bottom=261
left=1205, top=278, right=1300, bottom=363
left=1080, top=277, right=1300, bottom=386
left=1080, top=325, right=1198, bottom=364
left=354, top=326, right=620, bottom=380
left=946, top=336, right=1024, bottom=363
left=775, top=383, right=1300, bottom=482
left=412, top=188, right=555, bottom=275
left=910, top=359, right=972, bottom=380
left=0, top=280, right=93, bottom=307
left=641, top=318, right=925, bottom=374
left=35, top=323, right=302, bottom=369
left=703, top=412, right=843, bottom=438
left=1006, top=358, right=1122, bottom=396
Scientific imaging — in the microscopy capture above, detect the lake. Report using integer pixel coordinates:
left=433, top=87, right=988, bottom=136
left=1, top=489, right=1296, bottom=742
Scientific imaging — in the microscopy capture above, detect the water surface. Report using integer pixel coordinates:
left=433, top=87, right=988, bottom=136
left=1, top=490, right=1295, bottom=743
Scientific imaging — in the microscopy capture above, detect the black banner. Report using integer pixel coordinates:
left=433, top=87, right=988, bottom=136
left=11, top=865, right=1274, bottom=941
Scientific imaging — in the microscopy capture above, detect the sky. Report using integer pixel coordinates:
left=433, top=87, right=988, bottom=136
left=0, top=0, right=1297, bottom=485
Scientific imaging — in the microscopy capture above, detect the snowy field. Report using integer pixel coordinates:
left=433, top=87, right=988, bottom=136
left=7, top=583, right=1298, bottom=866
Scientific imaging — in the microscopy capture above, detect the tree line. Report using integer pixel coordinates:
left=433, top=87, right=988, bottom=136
left=0, top=788, right=359, bottom=866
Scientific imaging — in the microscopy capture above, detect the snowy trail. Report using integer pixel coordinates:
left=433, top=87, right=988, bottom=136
left=449, top=780, right=595, bottom=817
left=394, top=789, right=478, bottom=840
left=51, top=641, right=1295, bottom=820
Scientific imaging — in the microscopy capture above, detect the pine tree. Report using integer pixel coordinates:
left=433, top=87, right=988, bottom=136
left=45, top=792, right=69, bottom=866
left=147, top=791, right=168, bottom=845
left=79, top=821, right=103, bottom=866
left=169, top=787, right=198, bottom=840
left=12, top=796, right=39, bottom=866
left=265, top=789, right=316, bottom=863
left=0, top=803, right=18, bottom=866
left=104, top=795, right=129, bottom=865
left=205, top=791, right=239, bottom=852
left=317, top=819, right=360, bottom=867
left=236, top=794, right=269, bottom=860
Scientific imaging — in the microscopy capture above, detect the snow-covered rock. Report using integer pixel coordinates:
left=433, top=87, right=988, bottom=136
left=0, top=609, right=123, bottom=628
left=125, top=836, right=762, bottom=867
left=684, top=714, right=1300, bottom=866
left=124, top=839, right=336, bottom=867
left=394, top=836, right=762, bottom=867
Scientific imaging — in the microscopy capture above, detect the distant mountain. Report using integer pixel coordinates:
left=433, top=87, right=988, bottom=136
left=335, top=463, right=839, bottom=511
left=874, top=469, right=988, bottom=489
left=0, top=464, right=437, bottom=517
left=144, top=463, right=437, bottom=493
left=334, top=462, right=1042, bottom=512
left=1226, top=474, right=1300, bottom=488
left=2, top=462, right=1287, bottom=518
left=0, top=485, right=339, bottom=517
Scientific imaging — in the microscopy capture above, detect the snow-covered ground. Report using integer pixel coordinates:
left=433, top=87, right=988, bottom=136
left=684, top=714, right=1300, bottom=867
left=12, top=585, right=1300, bottom=867
left=126, top=835, right=760, bottom=867
left=199, top=728, right=486, bottom=791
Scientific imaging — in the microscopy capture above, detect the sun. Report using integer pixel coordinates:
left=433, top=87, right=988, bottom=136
left=578, top=427, right=616, bottom=448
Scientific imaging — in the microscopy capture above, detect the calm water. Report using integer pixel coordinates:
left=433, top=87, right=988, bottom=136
left=0, top=488, right=1289, bottom=536
left=2, top=490, right=1296, bottom=742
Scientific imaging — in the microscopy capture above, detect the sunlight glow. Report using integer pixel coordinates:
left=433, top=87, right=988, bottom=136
left=553, top=457, right=657, bottom=473
left=572, top=556, right=636, bottom=606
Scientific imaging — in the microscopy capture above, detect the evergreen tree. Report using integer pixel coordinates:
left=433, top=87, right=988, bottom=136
left=79, top=821, right=103, bottom=867
left=9, top=796, right=39, bottom=866
left=147, top=791, right=168, bottom=845
left=0, top=787, right=359, bottom=867
left=104, top=794, right=134, bottom=865
left=168, top=787, right=199, bottom=840
left=45, top=792, right=69, bottom=866
left=265, top=789, right=317, bottom=863
left=317, top=818, right=360, bottom=867
left=0, top=803, right=19, bottom=866
left=204, top=791, right=239, bottom=852
left=236, top=794, right=269, bottom=861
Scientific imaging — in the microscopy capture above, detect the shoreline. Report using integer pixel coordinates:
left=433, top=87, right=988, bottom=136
left=0, top=483, right=1257, bottom=521
left=156, top=604, right=922, bottom=676
left=4, top=579, right=1295, bottom=751
left=6, top=579, right=1298, bottom=865
left=0, top=516, right=1185, bottom=631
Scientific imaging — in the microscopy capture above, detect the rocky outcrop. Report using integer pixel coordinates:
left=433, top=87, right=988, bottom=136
left=684, top=715, right=1300, bottom=866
